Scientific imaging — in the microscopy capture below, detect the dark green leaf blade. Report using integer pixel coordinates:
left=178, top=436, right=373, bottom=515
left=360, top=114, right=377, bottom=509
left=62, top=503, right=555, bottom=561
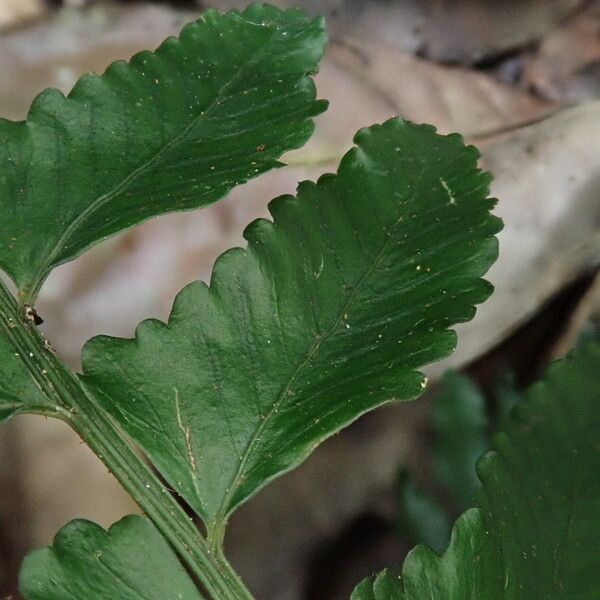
left=352, top=342, right=600, bottom=599
left=432, top=372, right=489, bottom=511
left=479, top=343, right=600, bottom=597
left=81, top=118, right=501, bottom=525
left=351, top=570, right=404, bottom=600
left=0, top=4, right=326, bottom=300
left=19, top=515, right=204, bottom=600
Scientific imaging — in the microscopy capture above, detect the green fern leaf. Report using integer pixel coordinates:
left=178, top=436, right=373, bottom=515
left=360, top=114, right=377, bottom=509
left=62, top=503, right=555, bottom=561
left=353, top=343, right=600, bottom=599
left=82, top=118, right=500, bottom=527
left=0, top=4, right=326, bottom=301
left=19, top=516, right=204, bottom=600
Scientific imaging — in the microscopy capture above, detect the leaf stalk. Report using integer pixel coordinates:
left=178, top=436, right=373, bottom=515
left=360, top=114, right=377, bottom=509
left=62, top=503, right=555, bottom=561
left=0, top=279, right=254, bottom=600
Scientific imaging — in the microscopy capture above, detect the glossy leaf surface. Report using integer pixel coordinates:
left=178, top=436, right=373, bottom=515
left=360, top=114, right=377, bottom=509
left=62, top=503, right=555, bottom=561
left=0, top=4, right=326, bottom=299
left=20, top=515, right=203, bottom=600
left=353, top=343, right=600, bottom=599
left=82, top=119, right=501, bottom=525
left=352, top=570, right=404, bottom=600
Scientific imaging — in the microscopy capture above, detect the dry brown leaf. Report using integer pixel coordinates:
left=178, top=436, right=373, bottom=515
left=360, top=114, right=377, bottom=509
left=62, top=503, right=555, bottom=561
left=441, top=102, right=600, bottom=375
left=405, top=0, right=584, bottom=64
left=210, top=0, right=584, bottom=64
left=328, top=39, right=556, bottom=138
left=0, top=0, right=45, bottom=31
left=522, top=8, right=600, bottom=102
left=0, top=3, right=192, bottom=120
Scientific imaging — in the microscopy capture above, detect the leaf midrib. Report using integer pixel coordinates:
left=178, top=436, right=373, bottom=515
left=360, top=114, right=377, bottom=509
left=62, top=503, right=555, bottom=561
left=26, top=17, right=288, bottom=300
left=214, top=206, right=407, bottom=521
